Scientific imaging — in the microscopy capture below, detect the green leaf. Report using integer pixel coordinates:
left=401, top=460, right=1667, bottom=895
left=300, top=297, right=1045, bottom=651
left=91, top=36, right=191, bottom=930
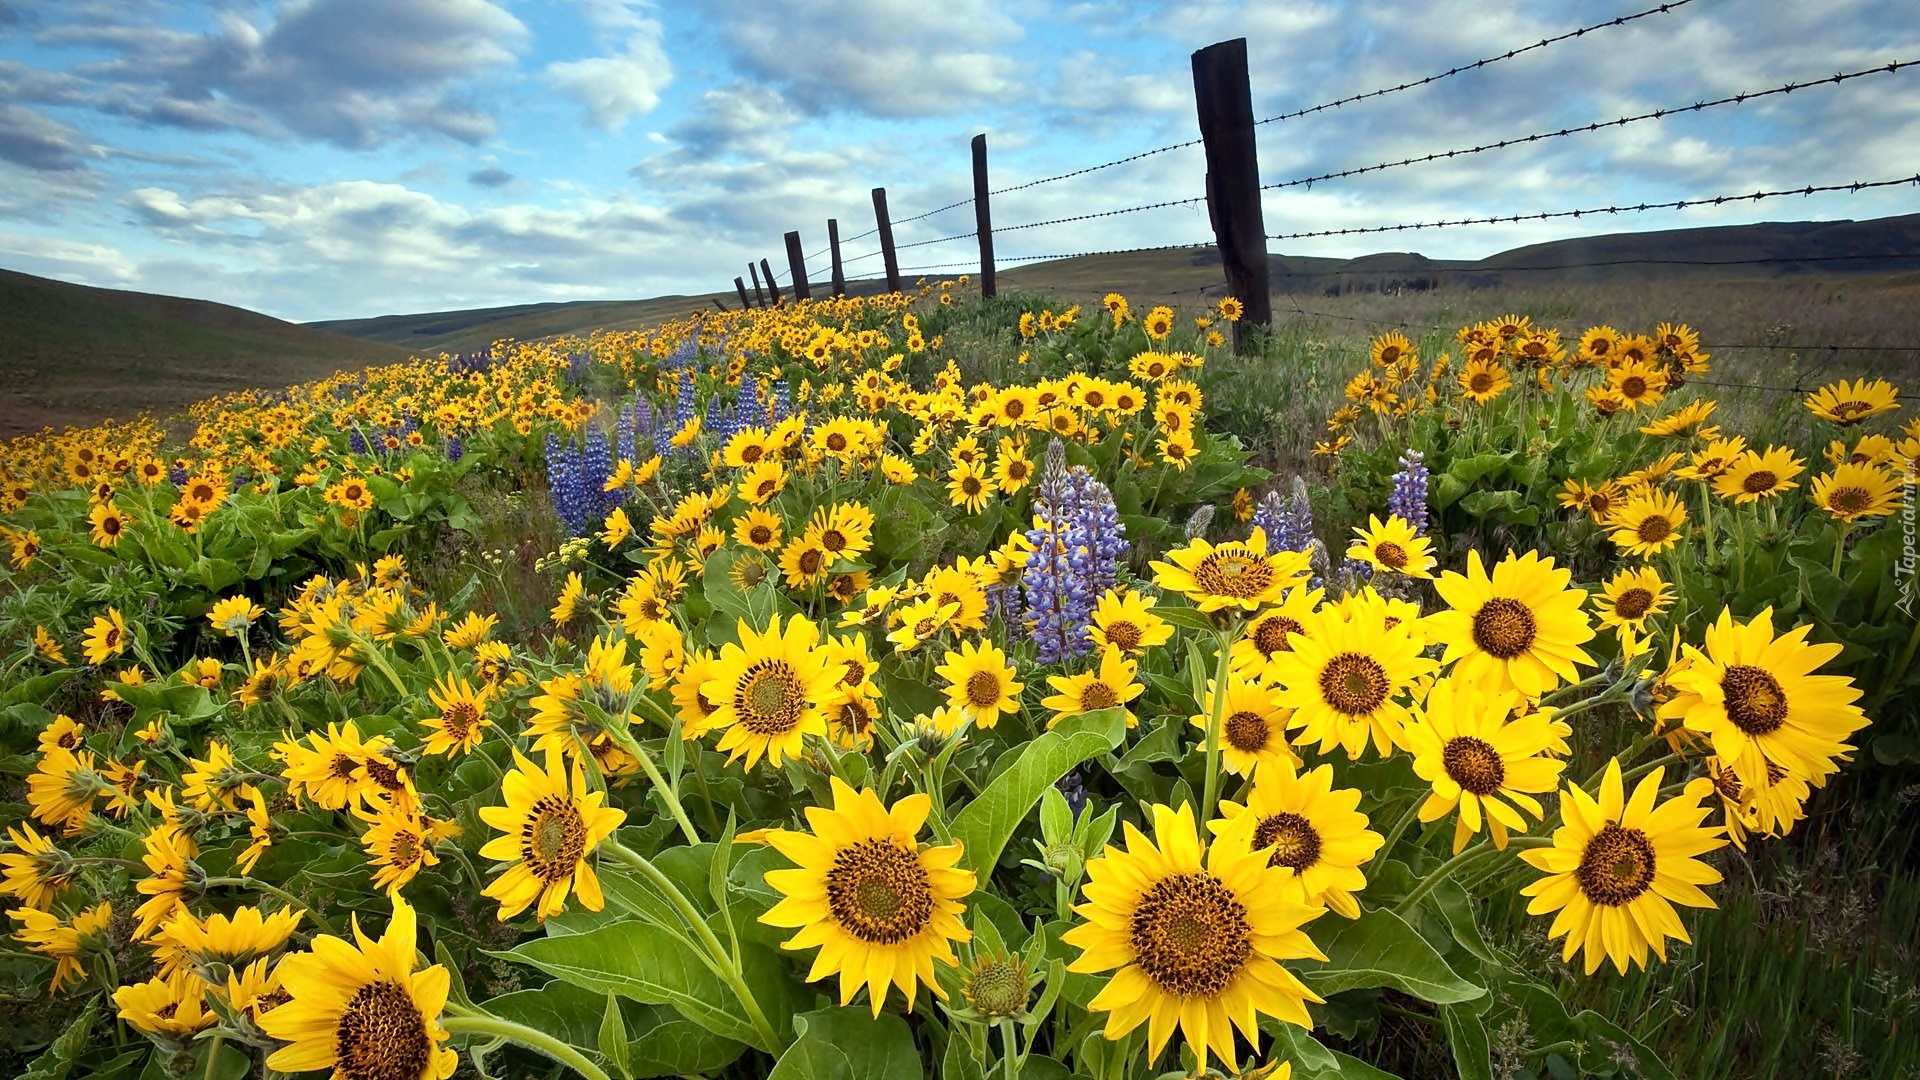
left=1446, top=452, right=1513, bottom=486
left=1442, top=1004, right=1494, bottom=1080
left=1429, top=877, right=1499, bottom=967
left=485, top=981, right=746, bottom=1078
left=600, top=992, right=633, bottom=1080
left=1298, top=908, right=1485, bottom=1004
left=766, top=1007, right=923, bottom=1080
left=949, top=708, right=1128, bottom=874
left=19, top=1001, right=97, bottom=1080
left=1267, top=1024, right=1404, bottom=1080
left=1154, top=605, right=1216, bottom=634
left=499, top=920, right=768, bottom=1050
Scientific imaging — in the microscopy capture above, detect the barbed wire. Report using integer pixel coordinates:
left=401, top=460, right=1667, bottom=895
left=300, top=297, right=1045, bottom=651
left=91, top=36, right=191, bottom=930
left=995, top=194, right=1210, bottom=234
left=1271, top=250, right=1920, bottom=275
left=1259, top=59, right=1918, bottom=192
left=1256, top=1, right=1693, bottom=128
left=893, top=197, right=975, bottom=227
left=987, top=139, right=1207, bottom=198
left=1264, top=175, right=1920, bottom=240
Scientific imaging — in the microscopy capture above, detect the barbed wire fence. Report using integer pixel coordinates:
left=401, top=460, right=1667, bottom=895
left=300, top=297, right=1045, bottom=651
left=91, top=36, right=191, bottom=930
left=727, top=6, right=1917, bottom=382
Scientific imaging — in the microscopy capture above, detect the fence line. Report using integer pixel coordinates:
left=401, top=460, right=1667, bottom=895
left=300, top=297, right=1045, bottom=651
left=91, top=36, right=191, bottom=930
left=1257, top=59, right=1918, bottom=193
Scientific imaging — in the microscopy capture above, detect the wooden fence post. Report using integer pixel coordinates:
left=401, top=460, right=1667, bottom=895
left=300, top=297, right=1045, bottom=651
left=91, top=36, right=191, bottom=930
left=748, top=263, right=766, bottom=307
left=971, top=133, right=995, bottom=299
left=760, top=258, right=783, bottom=305
left=1191, top=38, right=1271, bottom=353
left=734, top=276, right=752, bottom=310
left=827, top=218, right=846, bottom=297
left=784, top=231, right=811, bottom=301
left=872, top=187, right=902, bottom=294
left=712, top=297, right=730, bottom=312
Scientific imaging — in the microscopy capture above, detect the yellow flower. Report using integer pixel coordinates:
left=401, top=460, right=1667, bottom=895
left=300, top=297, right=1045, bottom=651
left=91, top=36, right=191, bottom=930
left=1042, top=645, right=1144, bottom=728
left=760, top=778, right=975, bottom=1016
left=1713, top=446, right=1804, bottom=503
left=2, top=823, right=75, bottom=909
left=358, top=799, right=444, bottom=899
left=702, top=614, right=838, bottom=770
left=9, top=901, right=111, bottom=992
left=1088, top=588, right=1174, bottom=657
left=947, top=459, right=992, bottom=514
left=1805, top=377, right=1898, bottom=425
left=1404, top=677, right=1566, bottom=853
left=1211, top=764, right=1381, bottom=918
left=421, top=673, right=494, bottom=755
left=935, top=639, right=1024, bottom=729
left=1189, top=672, right=1299, bottom=777
left=1658, top=606, right=1868, bottom=793
left=1151, top=528, right=1310, bottom=613
left=1811, top=462, right=1901, bottom=522
left=478, top=749, right=626, bottom=921
left=1519, top=760, right=1725, bottom=975
left=442, top=610, right=497, bottom=649
left=1425, top=550, right=1596, bottom=698
left=549, top=571, right=587, bottom=625
left=1606, top=488, right=1687, bottom=557
left=1346, top=514, right=1435, bottom=578
left=1063, top=802, right=1326, bottom=1070
left=115, top=971, right=216, bottom=1037
left=1272, top=604, right=1433, bottom=759
left=600, top=506, right=633, bottom=548
left=1591, top=566, right=1672, bottom=633
left=82, top=608, right=129, bottom=666
left=88, top=501, right=131, bottom=547
left=259, top=895, right=458, bottom=1079
left=34, top=625, right=68, bottom=664
left=208, top=595, right=266, bottom=638
left=734, top=507, right=784, bottom=551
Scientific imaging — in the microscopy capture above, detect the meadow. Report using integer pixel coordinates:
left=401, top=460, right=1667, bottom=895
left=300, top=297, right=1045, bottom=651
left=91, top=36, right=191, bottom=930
left=1, top=276, right=1916, bottom=1080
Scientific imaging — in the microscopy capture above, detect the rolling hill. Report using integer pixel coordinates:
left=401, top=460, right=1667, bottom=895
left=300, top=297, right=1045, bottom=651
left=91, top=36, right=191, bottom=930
left=1, top=268, right=410, bottom=438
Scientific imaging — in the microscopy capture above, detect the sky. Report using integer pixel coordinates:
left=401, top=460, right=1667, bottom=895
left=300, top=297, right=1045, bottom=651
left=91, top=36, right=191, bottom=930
left=0, top=0, right=1917, bottom=324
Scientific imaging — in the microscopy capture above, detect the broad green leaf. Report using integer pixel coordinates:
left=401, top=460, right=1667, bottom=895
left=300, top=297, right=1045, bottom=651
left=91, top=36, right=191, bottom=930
left=949, top=708, right=1127, bottom=874
left=1266, top=1024, right=1403, bottom=1080
left=1298, top=907, right=1485, bottom=1004
left=19, top=1001, right=97, bottom=1080
left=483, top=980, right=747, bottom=1078
left=600, top=992, right=633, bottom=1080
left=498, top=921, right=765, bottom=1050
left=1430, top=878, right=1499, bottom=967
left=766, top=1007, right=923, bottom=1080
left=1442, top=1004, right=1494, bottom=1080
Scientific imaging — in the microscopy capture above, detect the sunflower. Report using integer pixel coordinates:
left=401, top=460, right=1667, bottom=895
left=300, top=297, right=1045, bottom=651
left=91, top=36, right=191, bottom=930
left=1705, top=757, right=1809, bottom=852
left=549, top=571, right=587, bottom=625
left=1404, top=677, right=1566, bottom=853
left=115, top=971, right=215, bottom=1037
left=1042, top=645, right=1144, bottom=729
left=10, top=902, right=111, bottom=992
left=1590, top=566, right=1672, bottom=633
left=1144, top=305, right=1175, bottom=341
left=1805, top=377, right=1899, bottom=425
left=1088, top=588, right=1174, bottom=656
left=358, top=800, right=444, bottom=899
left=1346, top=514, right=1434, bottom=578
left=1456, top=358, right=1511, bottom=404
left=1211, top=764, right=1381, bottom=919
left=1426, top=550, right=1596, bottom=698
left=1605, top=488, right=1687, bottom=557
left=1189, top=673, right=1299, bottom=777
left=779, top=535, right=831, bottom=590
left=1229, top=589, right=1322, bottom=683
left=934, top=639, right=1024, bottom=729
left=809, top=503, right=874, bottom=566
left=760, top=778, right=973, bottom=1016
left=1606, top=358, right=1668, bottom=409
left=1151, top=528, right=1310, bottom=613
left=260, top=895, right=457, bottom=1080
left=1519, top=760, right=1725, bottom=975
left=420, top=673, right=493, bottom=755
left=1063, top=802, right=1325, bottom=1070
left=1811, top=462, right=1901, bottom=522
left=1271, top=604, right=1432, bottom=759
left=155, top=905, right=302, bottom=974
left=82, top=608, right=129, bottom=666
left=738, top=459, right=788, bottom=505
left=87, top=502, right=130, bottom=547
left=734, top=507, right=784, bottom=551
left=477, top=749, right=625, bottom=921
left=1658, top=606, right=1868, bottom=793
left=1555, top=479, right=1620, bottom=524
left=1639, top=399, right=1716, bottom=438
left=2, top=822, right=74, bottom=909
left=442, top=611, right=496, bottom=650
left=1712, top=446, right=1804, bottom=504
left=1672, top=435, right=1747, bottom=482
left=703, top=614, right=837, bottom=770
left=1370, top=331, right=1415, bottom=368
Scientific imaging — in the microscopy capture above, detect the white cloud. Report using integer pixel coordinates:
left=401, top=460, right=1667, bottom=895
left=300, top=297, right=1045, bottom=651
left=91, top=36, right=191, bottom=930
left=545, top=0, right=673, bottom=131
left=713, top=0, right=1027, bottom=116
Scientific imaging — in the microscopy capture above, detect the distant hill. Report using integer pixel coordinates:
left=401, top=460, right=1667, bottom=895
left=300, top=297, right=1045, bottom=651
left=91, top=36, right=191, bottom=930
left=0, top=268, right=410, bottom=438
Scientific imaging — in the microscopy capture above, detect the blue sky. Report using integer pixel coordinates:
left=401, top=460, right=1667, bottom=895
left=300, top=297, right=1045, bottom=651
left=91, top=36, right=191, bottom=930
left=1, top=0, right=1916, bottom=323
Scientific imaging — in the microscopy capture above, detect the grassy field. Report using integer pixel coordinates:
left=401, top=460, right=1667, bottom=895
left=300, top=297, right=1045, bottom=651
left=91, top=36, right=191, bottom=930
left=0, top=268, right=412, bottom=438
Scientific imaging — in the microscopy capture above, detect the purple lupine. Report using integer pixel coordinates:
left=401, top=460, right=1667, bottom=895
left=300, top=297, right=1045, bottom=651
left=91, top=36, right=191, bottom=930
left=545, top=429, right=620, bottom=535
left=445, top=436, right=464, bottom=463
left=1252, top=488, right=1316, bottom=555
left=1021, top=442, right=1126, bottom=663
left=348, top=430, right=368, bottom=456
left=1388, top=449, right=1431, bottom=535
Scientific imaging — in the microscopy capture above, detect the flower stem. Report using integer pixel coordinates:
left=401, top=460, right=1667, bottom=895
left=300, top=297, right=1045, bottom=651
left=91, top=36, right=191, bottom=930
left=1831, top=520, right=1852, bottom=578
left=1393, top=840, right=1494, bottom=916
left=203, top=877, right=337, bottom=935
left=603, top=841, right=784, bottom=1053
left=1199, top=624, right=1239, bottom=826
left=441, top=1011, right=611, bottom=1080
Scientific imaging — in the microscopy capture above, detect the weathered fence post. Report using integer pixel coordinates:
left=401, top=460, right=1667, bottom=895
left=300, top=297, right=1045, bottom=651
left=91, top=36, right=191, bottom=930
left=734, top=276, right=752, bottom=309
left=748, top=263, right=766, bottom=307
left=827, top=218, right=846, bottom=297
left=760, top=258, right=782, bottom=305
left=971, top=133, right=996, bottom=299
left=712, top=297, right=730, bottom=312
left=784, top=231, right=811, bottom=302
left=872, top=187, right=902, bottom=294
left=1191, top=38, right=1271, bottom=353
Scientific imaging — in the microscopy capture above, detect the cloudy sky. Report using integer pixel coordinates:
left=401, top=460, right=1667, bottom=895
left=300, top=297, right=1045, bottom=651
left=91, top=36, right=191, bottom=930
left=1, top=0, right=1916, bottom=323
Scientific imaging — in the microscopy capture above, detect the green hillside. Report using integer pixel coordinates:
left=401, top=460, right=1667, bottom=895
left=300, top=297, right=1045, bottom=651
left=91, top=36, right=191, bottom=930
left=0, top=268, right=410, bottom=438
